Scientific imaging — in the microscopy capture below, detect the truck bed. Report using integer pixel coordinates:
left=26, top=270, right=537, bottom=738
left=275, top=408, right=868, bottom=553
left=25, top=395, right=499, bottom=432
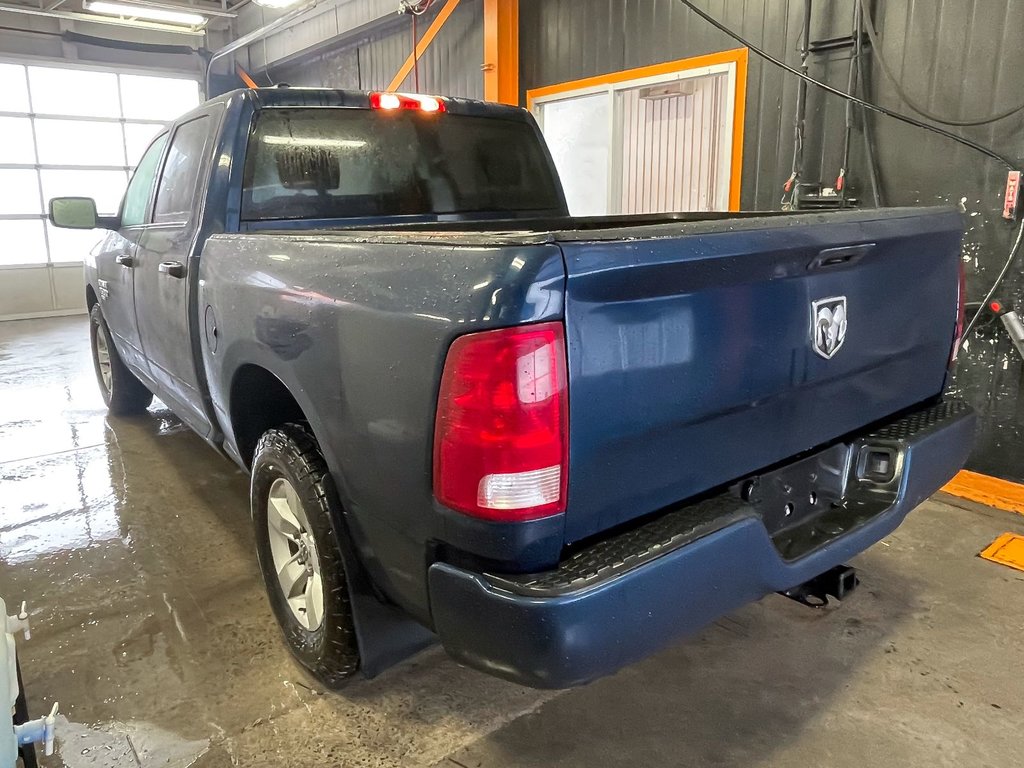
left=210, top=206, right=963, bottom=547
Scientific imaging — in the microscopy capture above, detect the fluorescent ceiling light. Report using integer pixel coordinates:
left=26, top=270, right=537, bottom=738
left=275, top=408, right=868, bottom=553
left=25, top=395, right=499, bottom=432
left=252, top=0, right=304, bottom=9
left=84, top=1, right=206, bottom=25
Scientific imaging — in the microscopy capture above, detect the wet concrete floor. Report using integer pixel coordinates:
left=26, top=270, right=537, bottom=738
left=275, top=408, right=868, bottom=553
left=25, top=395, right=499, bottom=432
left=1, top=316, right=1022, bottom=768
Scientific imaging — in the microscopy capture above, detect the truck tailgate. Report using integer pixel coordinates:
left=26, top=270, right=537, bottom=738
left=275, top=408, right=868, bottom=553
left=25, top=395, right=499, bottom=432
left=560, top=207, right=963, bottom=543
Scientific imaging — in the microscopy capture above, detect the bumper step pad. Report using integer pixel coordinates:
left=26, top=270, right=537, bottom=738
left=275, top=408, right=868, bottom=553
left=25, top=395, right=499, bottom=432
left=487, top=400, right=971, bottom=598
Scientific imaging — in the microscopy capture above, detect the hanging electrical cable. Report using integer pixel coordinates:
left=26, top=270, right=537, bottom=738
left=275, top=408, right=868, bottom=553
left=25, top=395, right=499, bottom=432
left=854, top=0, right=883, bottom=207
left=861, top=8, right=1024, bottom=128
left=674, top=0, right=1023, bottom=347
left=399, top=0, right=435, bottom=91
left=674, top=0, right=1017, bottom=170
left=962, top=221, right=1024, bottom=347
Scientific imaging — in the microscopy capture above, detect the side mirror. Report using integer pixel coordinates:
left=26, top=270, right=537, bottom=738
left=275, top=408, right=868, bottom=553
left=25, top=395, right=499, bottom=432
left=48, top=197, right=114, bottom=230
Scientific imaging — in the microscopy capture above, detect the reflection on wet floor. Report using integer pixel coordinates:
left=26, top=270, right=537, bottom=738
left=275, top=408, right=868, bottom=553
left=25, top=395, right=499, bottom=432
left=0, top=317, right=559, bottom=767
left=6, top=317, right=1024, bottom=768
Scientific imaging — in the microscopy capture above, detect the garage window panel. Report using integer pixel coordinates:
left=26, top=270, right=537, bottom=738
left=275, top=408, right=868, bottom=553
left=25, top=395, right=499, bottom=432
left=0, top=61, right=200, bottom=282
left=34, top=119, right=127, bottom=167
left=0, top=219, right=47, bottom=265
left=40, top=169, right=129, bottom=217
left=27, top=66, right=120, bottom=118
left=0, top=117, right=36, bottom=165
left=124, top=122, right=165, bottom=166
left=120, top=75, right=200, bottom=121
left=0, top=170, right=43, bottom=214
left=46, top=222, right=105, bottom=264
left=0, top=63, right=30, bottom=113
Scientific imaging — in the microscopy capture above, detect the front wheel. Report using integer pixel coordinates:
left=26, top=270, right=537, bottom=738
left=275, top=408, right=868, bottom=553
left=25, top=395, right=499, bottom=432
left=251, top=423, right=360, bottom=686
left=89, top=304, right=153, bottom=415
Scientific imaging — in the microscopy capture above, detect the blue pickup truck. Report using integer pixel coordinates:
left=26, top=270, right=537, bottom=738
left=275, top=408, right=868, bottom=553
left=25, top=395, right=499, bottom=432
left=49, top=87, right=976, bottom=689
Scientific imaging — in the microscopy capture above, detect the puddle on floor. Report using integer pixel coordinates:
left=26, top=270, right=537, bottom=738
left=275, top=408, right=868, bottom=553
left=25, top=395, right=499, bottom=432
left=56, top=716, right=208, bottom=768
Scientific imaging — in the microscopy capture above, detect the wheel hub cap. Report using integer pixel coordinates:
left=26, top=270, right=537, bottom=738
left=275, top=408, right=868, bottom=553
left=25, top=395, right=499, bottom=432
left=95, top=326, right=112, bottom=393
left=266, top=477, right=325, bottom=631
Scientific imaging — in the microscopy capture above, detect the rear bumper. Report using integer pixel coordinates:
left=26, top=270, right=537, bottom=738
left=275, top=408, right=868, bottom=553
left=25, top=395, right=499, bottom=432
left=427, top=400, right=976, bottom=688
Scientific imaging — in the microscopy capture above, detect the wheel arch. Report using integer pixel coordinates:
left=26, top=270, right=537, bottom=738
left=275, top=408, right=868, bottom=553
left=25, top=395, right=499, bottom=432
left=86, top=284, right=98, bottom=311
left=226, top=362, right=437, bottom=677
left=228, top=363, right=306, bottom=470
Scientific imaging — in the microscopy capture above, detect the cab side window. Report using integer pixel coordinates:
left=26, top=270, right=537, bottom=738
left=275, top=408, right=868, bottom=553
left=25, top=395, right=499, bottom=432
left=152, top=116, right=211, bottom=225
left=121, top=133, right=168, bottom=227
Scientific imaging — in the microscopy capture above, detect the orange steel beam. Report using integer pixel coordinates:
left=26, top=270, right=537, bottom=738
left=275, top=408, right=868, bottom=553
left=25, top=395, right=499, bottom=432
left=387, top=0, right=462, bottom=93
left=236, top=65, right=259, bottom=89
left=483, top=0, right=518, bottom=104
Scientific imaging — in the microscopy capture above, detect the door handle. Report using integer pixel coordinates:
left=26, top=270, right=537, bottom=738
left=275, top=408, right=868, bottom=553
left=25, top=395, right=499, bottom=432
left=158, top=261, right=186, bottom=279
left=115, top=254, right=135, bottom=268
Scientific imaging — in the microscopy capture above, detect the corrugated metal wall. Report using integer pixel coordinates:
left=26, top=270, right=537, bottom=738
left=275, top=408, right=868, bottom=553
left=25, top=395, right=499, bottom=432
left=618, top=73, right=730, bottom=213
left=519, top=0, right=1024, bottom=481
left=234, top=0, right=393, bottom=72
left=260, top=1, right=484, bottom=100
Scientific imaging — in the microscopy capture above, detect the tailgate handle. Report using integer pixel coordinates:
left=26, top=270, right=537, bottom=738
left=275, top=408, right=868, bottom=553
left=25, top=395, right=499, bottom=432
left=809, top=243, right=875, bottom=270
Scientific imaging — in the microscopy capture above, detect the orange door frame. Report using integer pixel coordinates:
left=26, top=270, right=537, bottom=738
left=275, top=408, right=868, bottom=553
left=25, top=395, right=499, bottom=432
left=526, top=48, right=749, bottom=211
left=387, top=0, right=463, bottom=92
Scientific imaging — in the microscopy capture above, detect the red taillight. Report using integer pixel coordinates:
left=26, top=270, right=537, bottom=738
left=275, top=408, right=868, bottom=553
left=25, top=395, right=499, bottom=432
left=369, top=91, right=446, bottom=113
left=950, top=259, right=967, bottom=367
left=433, top=322, right=568, bottom=522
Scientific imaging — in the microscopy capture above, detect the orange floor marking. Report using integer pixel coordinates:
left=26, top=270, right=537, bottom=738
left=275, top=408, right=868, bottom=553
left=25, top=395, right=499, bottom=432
left=941, top=470, right=1024, bottom=516
left=979, top=533, right=1024, bottom=573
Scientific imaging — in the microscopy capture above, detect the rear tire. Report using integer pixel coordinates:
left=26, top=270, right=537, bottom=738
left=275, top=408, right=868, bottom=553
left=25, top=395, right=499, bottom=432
left=89, top=304, right=153, bottom=415
left=251, top=423, right=360, bottom=687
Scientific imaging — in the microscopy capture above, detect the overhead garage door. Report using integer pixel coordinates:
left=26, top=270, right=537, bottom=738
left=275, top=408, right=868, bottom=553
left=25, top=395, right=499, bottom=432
left=0, top=60, right=200, bottom=321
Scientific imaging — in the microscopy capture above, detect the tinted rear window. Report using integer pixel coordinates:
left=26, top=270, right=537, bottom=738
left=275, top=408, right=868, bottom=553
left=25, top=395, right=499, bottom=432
left=241, top=108, right=564, bottom=221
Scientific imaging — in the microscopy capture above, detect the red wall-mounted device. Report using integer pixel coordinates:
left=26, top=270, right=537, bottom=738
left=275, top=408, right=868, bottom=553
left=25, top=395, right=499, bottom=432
left=1004, top=170, right=1021, bottom=221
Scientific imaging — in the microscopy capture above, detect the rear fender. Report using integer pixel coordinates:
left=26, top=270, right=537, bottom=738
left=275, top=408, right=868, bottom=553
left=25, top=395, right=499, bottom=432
left=224, top=356, right=436, bottom=676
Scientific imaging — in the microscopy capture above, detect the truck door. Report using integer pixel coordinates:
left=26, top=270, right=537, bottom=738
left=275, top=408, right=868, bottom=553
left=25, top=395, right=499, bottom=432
left=95, top=133, right=167, bottom=375
left=132, top=111, right=217, bottom=436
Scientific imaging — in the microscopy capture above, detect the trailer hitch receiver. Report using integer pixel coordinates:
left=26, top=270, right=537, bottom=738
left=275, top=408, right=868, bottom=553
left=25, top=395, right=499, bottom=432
left=780, top=565, right=860, bottom=608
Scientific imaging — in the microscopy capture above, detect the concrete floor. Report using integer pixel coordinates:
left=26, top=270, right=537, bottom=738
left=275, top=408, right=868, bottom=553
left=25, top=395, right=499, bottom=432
left=1, top=316, right=1022, bottom=768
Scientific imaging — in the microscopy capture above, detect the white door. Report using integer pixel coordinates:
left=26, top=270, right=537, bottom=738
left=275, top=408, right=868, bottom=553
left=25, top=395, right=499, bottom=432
left=533, top=61, right=738, bottom=217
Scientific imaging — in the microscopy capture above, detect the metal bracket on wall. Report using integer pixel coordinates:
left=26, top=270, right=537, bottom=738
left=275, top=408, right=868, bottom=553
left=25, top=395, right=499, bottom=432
left=807, top=33, right=870, bottom=54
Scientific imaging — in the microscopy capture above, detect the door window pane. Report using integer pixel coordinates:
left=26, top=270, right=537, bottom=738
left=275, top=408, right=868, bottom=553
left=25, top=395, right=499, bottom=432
left=0, top=64, right=30, bottom=113
left=120, top=75, right=200, bottom=121
left=41, top=169, right=129, bottom=217
left=35, top=119, right=126, bottom=166
left=28, top=66, right=120, bottom=118
left=0, top=117, right=36, bottom=164
left=125, top=122, right=165, bottom=166
left=0, top=220, right=47, bottom=266
left=46, top=222, right=105, bottom=263
left=0, top=170, right=42, bottom=214
left=153, top=117, right=210, bottom=224
left=122, top=134, right=168, bottom=226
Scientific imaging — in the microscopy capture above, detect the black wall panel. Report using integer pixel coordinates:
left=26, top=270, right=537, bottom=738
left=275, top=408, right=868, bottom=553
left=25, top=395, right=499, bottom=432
left=520, top=0, right=1024, bottom=480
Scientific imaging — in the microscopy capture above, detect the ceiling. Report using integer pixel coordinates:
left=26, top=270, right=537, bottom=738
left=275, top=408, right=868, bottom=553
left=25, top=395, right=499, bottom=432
left=0, top=0, right=241, bottom=38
